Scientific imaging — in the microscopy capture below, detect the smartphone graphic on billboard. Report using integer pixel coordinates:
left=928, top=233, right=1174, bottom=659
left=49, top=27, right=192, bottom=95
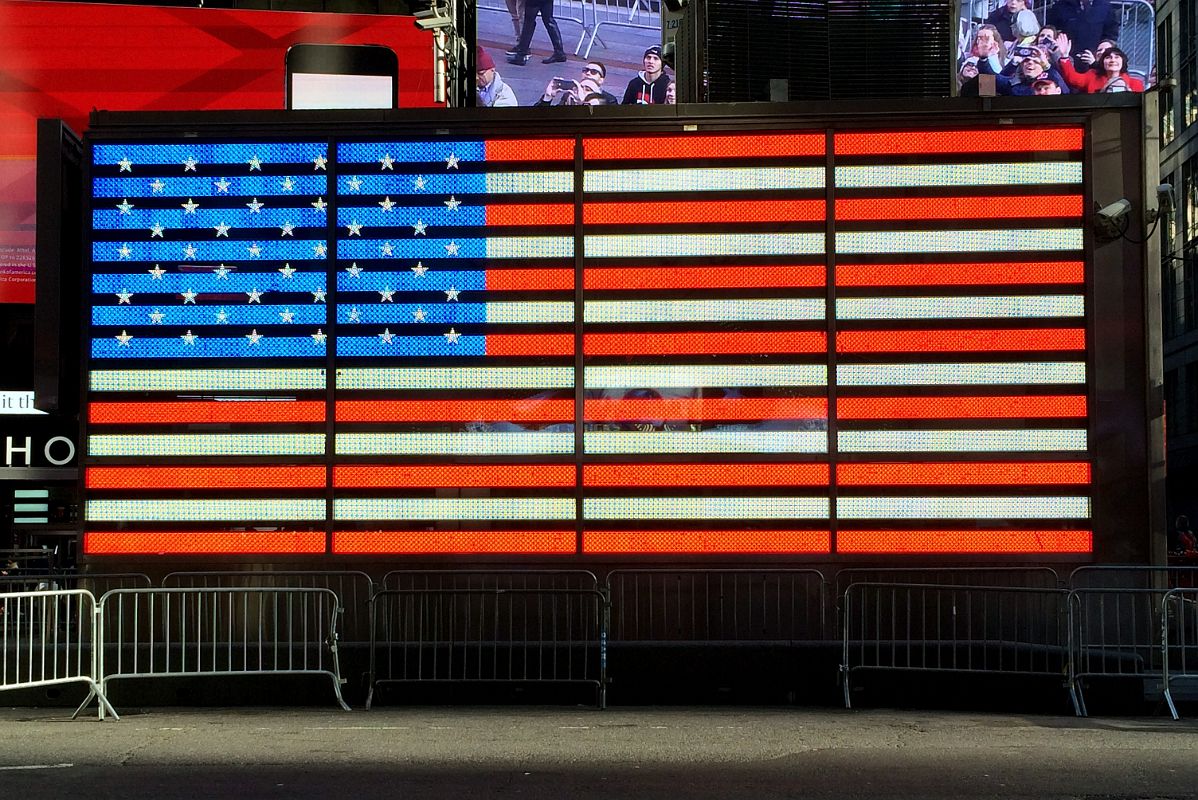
left=286, top=43, right=399, bottom=110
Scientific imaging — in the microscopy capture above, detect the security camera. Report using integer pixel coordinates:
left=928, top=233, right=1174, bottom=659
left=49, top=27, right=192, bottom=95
left=414, top=6, right=452, bottom=29
left=1145, top=184, right=1175, bottom=225
left=1092, top=198, right=1130, bottom=240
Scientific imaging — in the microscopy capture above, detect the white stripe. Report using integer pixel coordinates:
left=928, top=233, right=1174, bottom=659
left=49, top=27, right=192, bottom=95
left=483, top=172, right=575, bottom=193
left=837, top=228, right=1082, bottom=254
left=86, top=498, right=325, bottom=522
left=336, top=367, right=574, bottom=390
left=585, top=298, right=825, bottom=323
left=583, top=496, right=830, bottom=520
left=836, top=362, right=1085, bottom=386
left=587, top=364, right=827, bottom=389
left=585, top=430, right=827, bottom=454
left=837, top=496, right=1091, bottom=519
left=486, top=302, right=574, bottom=323
left=836, top=295, right=1084, bottom=320
left=88, top=433, right=325, bottom=457
left=336, top=432, right=575, bottom=455
left=89, top=369, right=325, bottom=392
left=485, top=237, right=574, bottom=258
left=585, top=167, right=825, bottom=193
left=835, top=162, right=1082, bottom=188
left=837, top=429, right=1088, bottom=452
left=334, top=497, right=575, bottom=521
left=586, top=233, right=824, bottom=258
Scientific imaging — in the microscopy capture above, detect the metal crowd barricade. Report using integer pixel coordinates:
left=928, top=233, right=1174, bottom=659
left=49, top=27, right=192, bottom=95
left=0, top=572, right=152, bottom=595
left=1, top=589, right=118, bottom=720
left=1163, top=588, right=1198, bottom=720
left=841, top=582, right=1073, bottom=710
left=476, top=0, right=590, bottom=55
left=381, top=569, right=600, bottom=592
left=1069, top=565, right=1198, bottom=590
left=368, top=585, right=607, bottom=709
left=97, top=587, right=351, bottom=717
left=835, top=567, right=1062, bottom=602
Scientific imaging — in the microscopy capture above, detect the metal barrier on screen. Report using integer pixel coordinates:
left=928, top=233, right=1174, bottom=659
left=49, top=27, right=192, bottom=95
left=1162, top=588, right=1198, bottom=720
left=477, top=0, right=657, bottom=59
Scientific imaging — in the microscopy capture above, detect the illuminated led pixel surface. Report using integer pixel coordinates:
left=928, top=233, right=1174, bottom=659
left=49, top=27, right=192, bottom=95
left=83, top=127, right=1093, bottom=557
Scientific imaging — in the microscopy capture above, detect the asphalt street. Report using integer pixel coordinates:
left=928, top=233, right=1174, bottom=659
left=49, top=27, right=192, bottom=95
left=1, top=706, right=1196, bottom=799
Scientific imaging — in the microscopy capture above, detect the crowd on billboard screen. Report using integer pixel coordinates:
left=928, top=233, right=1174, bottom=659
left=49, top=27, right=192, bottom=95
left=958, top=0, right=1156, bottom=96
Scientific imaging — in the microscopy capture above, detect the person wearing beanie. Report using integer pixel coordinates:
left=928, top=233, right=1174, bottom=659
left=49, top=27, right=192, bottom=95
left=621, top=45, right=670, bottom=105
left=476, top=47, right=518, bottom=107
left=507, top=0, right=567, bottom=65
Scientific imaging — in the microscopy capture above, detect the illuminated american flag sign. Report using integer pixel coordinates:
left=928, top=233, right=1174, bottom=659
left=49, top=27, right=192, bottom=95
left=81, top=125, right=1093, bottom=558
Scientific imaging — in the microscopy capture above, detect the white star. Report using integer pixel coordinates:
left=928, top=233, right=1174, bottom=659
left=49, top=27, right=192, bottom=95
left=148, top=264, right=166, bottom=279
left=347, top=221, right=363, bottom=236
left=182, top=198, right=200, bottom=214
left=150, top=223, right=165, bottom=238
left=378, top=328, right=395, bottom=344
left=181, top=330, right=198, bottom=345
left=412, top=220, right=427, bottom=236
left=214, top=265, right=231, bottom=279
left=411, top=261, right=428, bottom=277
left=347, top=306, right=362, bottom=323
left=183, top=244, right=198, bottom=260
left=215, top=309, right=229, bottom=324
left=413, top=176, right=427, bottom=190
left=248, top=156, right=262, bottom=171
left=278, top=263, right=296, bottom=278
left=445, top=241, right=460, bottom=255
left=117, top=198, right=134, bottom=214
left=379, top=286, right=395, bottom=302
left=313, top=154, right=327, bottom=171
left=183, top=156, right=198, bottom=171
left=380, top=242, right=394, bottom=256
left=149, top=309, right=165, bottom=325
left=313, top=243, right=327, bottom=257
left=246, top=287, right=263, bottom=303
left=280, top=221, right=295, bottom=236
left=445, top=153, right=460, bottom=169
left=380, top=153, right=395, bottom=170
left=312, top=287, right=327, bottom=303
left=311, top=197, right=327, bottom=212
left=279, top=309, right=295, bottom=323
left=118, top=244, right=133, bottom=260
left=280, top=176, right=296, bottom=192
left=245, top=329, right=263, bottom=345
left=214, top=177, right=232, bottom=193
left=214, top=221, right=231, bottom=237
left=347, top=176, right=363, bottom=192
left=118, top=158, right=133, bottom=173
left=182, top=288, right=197, bottom=304
left=311, top=328, right=327, bottom=344
left=247, top=243, right=262, bottom=258
left=443, top=327, right=461, bottom=343
left=444, top=286, right=460, bottom=301
left=444, top=195, right=461, bottom=211
left=413, top=307, right=426, bottom=322
left=115, top=330, right=133, bottom=346
left=116, top=288, right=132, bottom=304
left=150, top=179, right=166, bottom=194
left=346, top=262, right=364, bottom=278
left=379, top=196, right=395, bottom=212
left=247, top=198, right=265, bottom=213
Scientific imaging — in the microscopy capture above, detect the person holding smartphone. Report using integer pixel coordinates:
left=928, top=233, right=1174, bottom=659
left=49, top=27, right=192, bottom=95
left=536, top=61, right=618, bottom=106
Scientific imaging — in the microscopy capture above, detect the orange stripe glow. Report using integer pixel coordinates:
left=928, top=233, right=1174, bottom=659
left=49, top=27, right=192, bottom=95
left=333, top=530, right=576, bottom=554
left=89, top=401, right=326, bottom=425
left=583, top=133, right=825, bottom=160
left=837, top=395, right=1088, bottom=419
left=584, top=199, right=825, bottom=225
left=837, top=529, right=1092, bottom=554
left=836, top=261, right=1085, bottom=286
left=583, top=530, right=831, bottom=554
left=486, top=269, right=574, bottom=291
left=485, top=334, right=574, bottom=356
left=584, top=397, right=827, bottom=421
left=333, top=464, right=576, bottom=488
left=85, top=465, right=327, bottom=490
left=585, top=265, right=826, bottom=290
left=485, top=204, right=575, bottom=226
left=834, top=127, right=1084, bottom=155
left=583, top=463, right=830, bottom=487
left=485, top=139, right=575, bottom=161
left=836, top=329, right=1085, bottom=353
left=585, top=331, right=827, bottom=356
left=836, top=195, right=1083, bottom=221
left=336, top=398, right=574, bottom=423
left=837, top=461, right=1091, bottom=486
left=84, top=531, right=326, bottom=555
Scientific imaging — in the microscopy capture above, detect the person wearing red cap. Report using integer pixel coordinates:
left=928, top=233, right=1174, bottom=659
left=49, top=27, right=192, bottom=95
left=476, top=47, right=518, bottom=107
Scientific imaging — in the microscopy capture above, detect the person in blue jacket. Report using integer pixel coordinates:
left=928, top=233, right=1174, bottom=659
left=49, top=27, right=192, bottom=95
left=1046, top=0, right=1120, bottom=57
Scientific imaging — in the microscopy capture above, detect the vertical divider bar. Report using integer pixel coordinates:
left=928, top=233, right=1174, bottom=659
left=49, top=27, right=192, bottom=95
left=824, top=128, right=838, bottom=556
left=574, top=134, right=586, bottom=554
left=325, top=136, right=340, bottom=556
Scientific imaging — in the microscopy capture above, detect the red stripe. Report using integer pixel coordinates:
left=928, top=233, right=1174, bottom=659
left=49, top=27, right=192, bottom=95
left=584, top=199, right=825, bottom=225
left=836, top=329, right=1086, bottom=353
left=583, top=133, right=825, bottom=160
left=89, top=401, right=325, bottom=425
left=485, top=334, right=574, bottom=356
left=485, top=139, right=575, bottom=161
left=485, top=204, right=575, bottom=225
left=837, top=529, right=1092, bottom=554
left=834, top=127, right=1084, bottom=155
left=336, top=399, right=573, bottom=423
left=84, top=531, right=326, bottom=555
left=836, top=195, right=1083, bottom=221
left=486, top=269, right=574, bottom=291
left=837, top=395, right=1088, bottom=419
left=583, top=463, right=830, bottom=487
left=585, top=265, right=826, bottom=290
left=85, top=465, right=327, bottom=490
left=583, top=530, right=831, bottom=554
left=334, top=464, right=576, bottom=488
left=584, top=397, right=827, bottom=421
left=836, top=261, right=1084, bottom=286
left=585, top=331, right=827, bottom=356
left=334, top=530, right=576, bottom=554
left=836, top=462, right=1091, bottom=486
